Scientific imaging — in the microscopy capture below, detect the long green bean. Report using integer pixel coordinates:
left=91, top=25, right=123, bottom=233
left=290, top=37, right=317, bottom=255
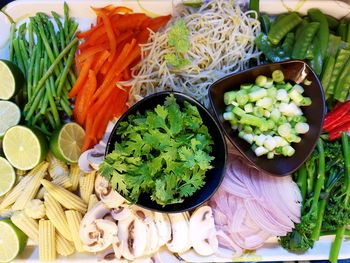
left=57, top=43, right=77, bottom=97
left=9, top=23, right=16, bottom=61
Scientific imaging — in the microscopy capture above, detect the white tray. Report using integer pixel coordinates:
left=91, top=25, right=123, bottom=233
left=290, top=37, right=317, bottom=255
left=1, top=0, right=350, bottom=262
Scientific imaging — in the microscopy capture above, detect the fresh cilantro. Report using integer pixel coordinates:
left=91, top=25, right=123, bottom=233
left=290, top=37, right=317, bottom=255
left=99, top=94, right=214, bottom=206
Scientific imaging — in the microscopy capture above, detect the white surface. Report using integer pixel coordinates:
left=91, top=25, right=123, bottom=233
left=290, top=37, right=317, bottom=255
left=1, top=0, right=350, bottom=262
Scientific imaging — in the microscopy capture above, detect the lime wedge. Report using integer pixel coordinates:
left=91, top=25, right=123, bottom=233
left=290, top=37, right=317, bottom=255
left=50, top=122, right=85, bottom=163
left=0, top=101, right=21, bottom=137
left=2, top=126, right=48, bottom=170
left=0, top=60, right=25, bottom=100
left=0, top=219, right=28, bottom=262
left=0, top=157, right=15, bottom=197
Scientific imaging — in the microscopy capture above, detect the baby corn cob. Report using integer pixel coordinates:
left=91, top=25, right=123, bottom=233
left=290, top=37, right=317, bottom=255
left=35, top=187, right=47, bottom=200
left=87, top=194, right=99, bottom=211
left=44, top=193, right=72, bottom=241
left=52, top=175, right=73, bottom=189
left=41, top=179, right=87, bottom=213
left=11, top=211, right=39, bottom=244
left=65, top=210, right=84, bottom=252
left=39, top=220, right=56, bottom=261
left=79, top=171, right=96, bottom=203
left=56, top=231, right=75, bottom=256
left=12, top=162, right=49, bottom=211
left=70, top=164, right=83, bottom=191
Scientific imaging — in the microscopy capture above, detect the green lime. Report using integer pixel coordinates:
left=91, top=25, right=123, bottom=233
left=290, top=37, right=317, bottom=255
left=2, top=126, right=48, bottom=170
left=50, top=122, right=85, bottom=163
left=0, top=157, right=15, bottom=197
left=0, top=219, right=28, bottom=262
left=0, top=101, right=21, bottom=138
left=0, top=60, right=25, bottom=100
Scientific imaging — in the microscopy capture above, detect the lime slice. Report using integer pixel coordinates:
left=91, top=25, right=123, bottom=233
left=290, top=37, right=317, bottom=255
left=0, top=219, right=28, bottom=262
left=2, top=126, right=48, bottom=170
left=0, top=60, right=25, bottom=100
left=0, top=157, right=15, bottom=197
left=0, top=101, right=21, bottom=137
left=50, top=122, right=85, bottom=163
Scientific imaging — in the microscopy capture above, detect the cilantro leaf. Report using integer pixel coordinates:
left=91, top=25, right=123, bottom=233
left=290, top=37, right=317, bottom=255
left=164, top=53, right=190, bottom=68
left=167, top=19, right=190, bottom=53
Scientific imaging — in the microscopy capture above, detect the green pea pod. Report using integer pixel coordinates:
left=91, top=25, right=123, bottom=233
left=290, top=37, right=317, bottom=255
left=334, top=58, right=350, bottom=102
left=321, top=56, right=335, bottom=93
left=308, top=8, right=329, bottom=61
left=305, top=45, right=314, bottom=60
left=295, top=19, right=309, bottom=41
left=260, top=14, right=270, bottom=34
left=326, top=49, right=350, bottom=96
left=281, top=32, right=294, bottom=57
left=337, top=21, right=347, bottom=41
left=268, top=13, right=302, bottom=45
left=311, top=36, right=323, bottom=75
left=292, top=22, right=320, bottom=60
left=326, top=14, right=339, bottom=30
left=328, top=34, right=341, bottom=57
left=255, top=33, right=287, bottom=62
left=270, top=14, right=286, bottom=29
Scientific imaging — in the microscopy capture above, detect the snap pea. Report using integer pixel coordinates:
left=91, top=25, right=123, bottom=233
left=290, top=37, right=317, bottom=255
left=326, top=49, right=350, bottom=97
left=268, top=12, right=302, bottom=45
left=337, top=21, right=347, bottom=41
left=311, top=36, right=323, bottom=75
left=308, top=8, right=329, bottom=61
left=326, top=14, right=340, bottom=30
left=347, top=23, right=350, bottom=43
left=281, top=32, right=294, bottom=57
left=260, top=14, right=270, bottom=34
left=321, top=56, right=335, bottom=93
left=327, top=34, right=341, bottom=57
left=306, top=45, right=314, bottom=60
left=255, top=33, right=288, bottom=62
left=334, top=58, right=350, bottom=102
left=295, top=19, right=309, bottom=42
left=292, top=22, right=320, bottom=60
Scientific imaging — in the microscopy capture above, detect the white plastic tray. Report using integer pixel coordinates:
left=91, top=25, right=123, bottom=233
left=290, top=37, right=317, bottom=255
left=0, top=0, right=350, bottom=262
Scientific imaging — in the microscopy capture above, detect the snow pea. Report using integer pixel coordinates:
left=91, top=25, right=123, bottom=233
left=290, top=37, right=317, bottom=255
left=268, top=13, right=302, bottom=45
left=281, top=32, right=294, bottom=57
left=334, top=58, right=350, bottom=102
left=292, top=22, right=320, bottom=60
left=255, top=33, right=288, bottom=62
left=308, top=8, right=329, bottom=61
left=321, top=56, right=335, bottom=93
left=337, top=21, right=347, bottom=41
left=347, top=23, right=350, bottom=43
left=326, top=14, right=339, bottom=30
left=260, top=14, right=270, bottom=34
left=327, top=34, right=341, bottom=57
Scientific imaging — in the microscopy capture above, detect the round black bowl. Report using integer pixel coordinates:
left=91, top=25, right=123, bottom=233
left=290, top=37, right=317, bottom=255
left=105, top=91, right=227, bottom=213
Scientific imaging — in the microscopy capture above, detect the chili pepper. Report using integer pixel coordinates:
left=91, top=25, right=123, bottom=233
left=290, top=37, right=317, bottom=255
left=308, top=8, right=329, bottom=61
left=323, top=100, right=350, bottom=131
left=255, top=33, right=288, bottom=62
left=337, top=21, right=347, bottom=41
left=334, top=58, right=350, bottom=102
left=260, top=14, right=270, bottom=34
left=326, top=14, right=339, bottom=30
left=327, top=34, right=341, bottom=57
left=321, top=56, right=335, bottom=93
left=326, top=49, right=350, bottom=97
left=281, top=32, right=294, bottom=57
left=249, top=0, right=260, bottom=19
left=292, top=22, right=320, bottom=60
left=311, top=35, right=323, bottom=75
left=268, top=12, right=302, bottom=45
left=329, top=121, right=350, bottom=141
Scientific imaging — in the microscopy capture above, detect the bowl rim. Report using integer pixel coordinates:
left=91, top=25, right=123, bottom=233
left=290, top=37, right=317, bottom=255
left=208, top=59, right=325, bottom=176
left=105, top=90, right=228, bottom=212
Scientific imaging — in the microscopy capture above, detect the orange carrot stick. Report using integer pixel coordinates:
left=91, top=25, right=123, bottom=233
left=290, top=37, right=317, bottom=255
left=69, top=56, right=94, bottom=98
left=76, top=43, right=108, bottom=64
left=92, top=50, right=110, bottom=74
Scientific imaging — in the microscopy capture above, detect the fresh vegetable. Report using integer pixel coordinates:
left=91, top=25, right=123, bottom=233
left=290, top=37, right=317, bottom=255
left=323, top=101, right=350, bottom=140
left=268, top=13, right=302, bottom=45
left=10, top=4, right=78, bottom=135
left=100, top=95, right=214, bottom=206
left=0, top=157, right=16, bottom=197
left=72, top=5, right=171, bottom=151
left=292, top=22, right=320, bottom=60
left=0, top=101, right=21, bottom=138
left=223, top=70, right=311, bottom=158
left=0, top=59, right=25, bottom=100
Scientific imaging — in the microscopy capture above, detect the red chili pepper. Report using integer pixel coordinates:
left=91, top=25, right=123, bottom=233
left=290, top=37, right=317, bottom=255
left=323, top=101, right=350, bottom=131
left=325, top=114, right=350, bottom=133
left=329, top=120, right=350, bottom=141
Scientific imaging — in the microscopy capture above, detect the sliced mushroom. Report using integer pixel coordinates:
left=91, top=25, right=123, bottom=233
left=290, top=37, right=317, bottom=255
left=78, top=149, right=95, bottom=173
left=132, top=206, right=154, bottom=223
left=111, top=204, right=132, bottom=221
left=189, top=206, right=218, bottom=256
left=166, top=213, right=191, bottom=253
left=82, top=219, right=118, bottom=252
left=154, top=212, right=171, bottom=247
left=87, top=150, right=105, bottom=170
left=95, top=174, right=125, bottom=208
left=98, top=248, right=127, bottom=263
left=117, top=215, right=148, bottom=260
left=143, top=220, right=159, bottom=256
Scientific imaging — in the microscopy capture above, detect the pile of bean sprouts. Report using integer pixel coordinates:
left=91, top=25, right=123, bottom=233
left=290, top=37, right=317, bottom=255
left=121, top=0, right=261, bottom=107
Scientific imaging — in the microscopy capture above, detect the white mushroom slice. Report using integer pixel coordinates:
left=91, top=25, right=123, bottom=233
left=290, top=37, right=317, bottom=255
left=132, top=206, right=154, bottom=224
left=118, top=216, right=148, bottom=260
left=133, top=254, right=161, bottom=263
left=189, top=206, right=218, bottom=256
left=154, top=212, right=171, bottom=246
left=87, top=150, right=105, bottom=170
left=111, top=205, right=132, bottom=221
left=95, top=175, right=125, bottom=208
left=78, top=149, right=95, bottom=172
left=143, top=220, right=159, bottom=256
left=83, top=219, right=118, bottom=252
left=166, top=213, right=191, bottom=253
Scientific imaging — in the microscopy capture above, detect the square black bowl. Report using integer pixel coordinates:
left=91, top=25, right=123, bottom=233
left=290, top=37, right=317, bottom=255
left=209, top=60, right=326, bottom=176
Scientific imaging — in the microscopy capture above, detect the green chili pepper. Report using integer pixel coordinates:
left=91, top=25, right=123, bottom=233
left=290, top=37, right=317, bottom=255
left=327, top=49, right=350, bottom=97
left=260, top=14, right=270, bottom=34
left=334, top=58, right=350, bottom=102
left=337, top=21, right=347, bottom=41
left=292, top=22, right=320, bottom=60
left=321, top=56, right=335, bottom=93
left=328, top=34, right=341, bottom=57
left=326, top=15, right=339, bottom=30
left=268, top=12, right=302, bottom=45
left=255, top=33, right=288, bottom=62
left=308, top=8, right=329, bottom=61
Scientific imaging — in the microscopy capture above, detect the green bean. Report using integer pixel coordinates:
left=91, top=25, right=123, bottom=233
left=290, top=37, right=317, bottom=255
left=268, top=13, right=302, bottom=45
left=19, top=39, right=29, bottom=69
left=27, top=47, right=36, bottom=100
left=63, top=2, right=70, bottom=44
left=12, top=38, right=26, bottom=75
left=68, top=20, right=79, bottom=41
left=45, top=111, right=56, bottom=129
left=327, top=34, right=341, bottom=57
left=32, top=46, right=41, bottom=91
left=18, top=23, right=26, bottom=39
left=321, top=56, right=335, bottom=93
left=292, top=22, right=320, bottom=60
left=308, top=8, right=329, bottom=61
left=35, top=124, right=51, bottom=136
left=28, top=22, right=34, bottom=53
left=49, top=74, right=56, bottom=98
left=38, top=13, right=60, bottom=57
left=326, top=14, right=339, bottom=30
left=60, top=98, right=72, bottom=116
left=57, top=43, right=77, bottom=97
left=337, top=21, right=347, bottom=41
left=25, top=88, right=45, bottom=120
left=334, top=58, right=350, bottom=102
left=51, top=11, right=66, bottom=49
left=9, top=23, right=16, bottom=62
left=327, top=49, right=350, bottom=96
left=68, top=69, right=77, bottom=84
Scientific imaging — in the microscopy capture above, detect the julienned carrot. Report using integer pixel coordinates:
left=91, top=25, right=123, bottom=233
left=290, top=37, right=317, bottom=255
left=74, top=5, right=171, bottom=150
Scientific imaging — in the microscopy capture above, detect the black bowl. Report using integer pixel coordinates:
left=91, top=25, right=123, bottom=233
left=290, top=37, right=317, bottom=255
left=105, top=91, right=227, bottom=212
left=209, top=60, right=326, bottom=176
